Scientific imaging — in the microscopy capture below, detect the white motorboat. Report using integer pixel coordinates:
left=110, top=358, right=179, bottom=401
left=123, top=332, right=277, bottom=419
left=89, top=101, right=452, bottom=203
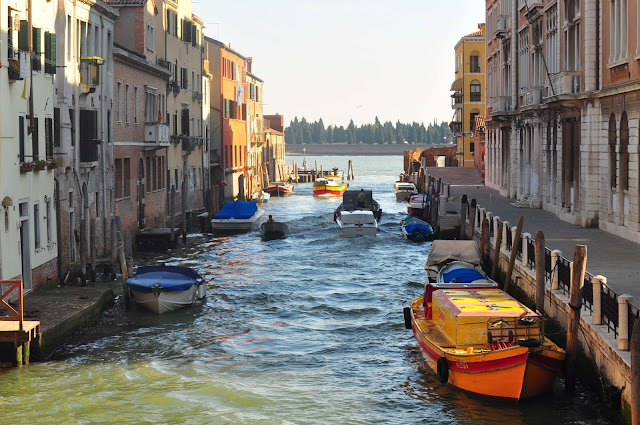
left=393, top=181, right=417, bottom=202
left=336, top=210, right=378, bottom=237
left=211, top=200, right=265, bottom=234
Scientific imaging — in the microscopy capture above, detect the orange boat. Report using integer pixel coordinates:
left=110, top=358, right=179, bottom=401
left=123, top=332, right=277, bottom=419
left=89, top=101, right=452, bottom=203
left=405, top=257, right=565, bottom=399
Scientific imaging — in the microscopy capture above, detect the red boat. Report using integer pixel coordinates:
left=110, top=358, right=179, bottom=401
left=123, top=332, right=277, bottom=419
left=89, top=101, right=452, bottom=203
left=265, top=182, right=294, bottom=197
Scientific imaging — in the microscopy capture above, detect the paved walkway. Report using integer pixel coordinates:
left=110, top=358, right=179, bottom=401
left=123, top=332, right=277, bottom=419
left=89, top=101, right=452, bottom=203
left=427, top=167, right=640, bottom=300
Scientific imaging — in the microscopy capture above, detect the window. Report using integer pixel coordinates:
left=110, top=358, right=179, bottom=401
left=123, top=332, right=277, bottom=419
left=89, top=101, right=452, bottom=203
left=134, top=87, right=138, bottom=125
left=45, top=199, right=52, bottom=246
left=19, top=116, right=25, bottom=163
left=470, top=55, right=480, bottom=73
left=32, top=117, right=39, bottom=161
left=95, top=192, right=100, bottom=217
left=470, top=112, right=479, bottom=131
left=34, top=203, right=40, bottom=250
left=32, top=27, right=42, bottom=71
left=45, top=117, right=53, bottom=159
left=67, top=16, right=72, bottom=60
left=250, top=83, right=255, bottom=100
left=470, top=142, right=475, bottom=154
left=173, top=112, right=178, bottom=136
left=166, top=10, right=178, bottom=36
left=147, top=157, right=152, bottom=193
left=470, top=81, right=481, bottom=102
left=44, top=32, right=56, bottom=74
left=146, top=25, right=154, bottom=51
left=182, top=19, right=192, bottom=43
left=124, top=158, right=131, bottom=197
left=115, top=159, right=123, bottom=199
left=54, top=108, right=61, bottom=147
left=116, top=82, right=121, bottom=122
left=8, top=13, right=15, bottom=59
left=125, top=84, right=130, bottom=124
left=145, top=91, right=157, bottom=124
left=192, top=70, right=195, bottom=92
left=256, top=86, right=260, bottom=102
left=181, top=108, right=190, bottom=135
left=181, top=67, right=188, bottom=90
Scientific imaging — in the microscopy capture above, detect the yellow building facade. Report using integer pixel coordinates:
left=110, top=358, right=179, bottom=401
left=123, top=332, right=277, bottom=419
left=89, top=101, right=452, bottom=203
left=450, top=24, right=486, bottom=167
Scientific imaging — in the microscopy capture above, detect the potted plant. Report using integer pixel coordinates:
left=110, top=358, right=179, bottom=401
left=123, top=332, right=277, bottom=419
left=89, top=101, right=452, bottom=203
left=8, top=58, right=20, bottom=80
left=34, top=159, right=48, bottom=171
left=47, top=157, right=62, bottom=169
left=20, top=161, right=34, bottom=173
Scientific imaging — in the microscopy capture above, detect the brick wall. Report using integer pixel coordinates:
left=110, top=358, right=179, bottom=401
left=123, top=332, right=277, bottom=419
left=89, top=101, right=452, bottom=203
left=419, top=146, right=457, bottom=167
left=30, top=257, right=58, bottom=288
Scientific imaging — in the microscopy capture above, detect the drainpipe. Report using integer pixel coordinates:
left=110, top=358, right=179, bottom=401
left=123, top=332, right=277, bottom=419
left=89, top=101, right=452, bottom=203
left=100, top=14, right=108, bottom=246
left=55, top=178, right=63, bottom=281
left=511, top=0, right=518, bottom=110
left=596, top=0, right=600, bottom=90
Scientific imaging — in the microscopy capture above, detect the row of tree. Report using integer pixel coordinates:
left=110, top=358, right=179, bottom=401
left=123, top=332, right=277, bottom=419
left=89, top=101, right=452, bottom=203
left=284, top=117, right=453, bottom=145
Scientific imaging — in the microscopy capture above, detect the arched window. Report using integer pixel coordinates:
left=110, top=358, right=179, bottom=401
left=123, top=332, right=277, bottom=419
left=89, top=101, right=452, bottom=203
left=609, top=114, right=617, bottom=188
left=620, top=112, right=629, bottom=191
left=470, top=80, right=481, bottom=102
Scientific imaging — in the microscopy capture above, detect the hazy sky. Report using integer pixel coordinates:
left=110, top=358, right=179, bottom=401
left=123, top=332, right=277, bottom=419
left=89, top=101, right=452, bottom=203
left=194, top=1, right=485, bottom=128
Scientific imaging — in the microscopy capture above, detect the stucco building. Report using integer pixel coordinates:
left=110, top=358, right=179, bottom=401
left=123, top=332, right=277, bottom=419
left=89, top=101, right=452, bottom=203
left=264, top=114, right=287, bottom=183
left=450, top=24, right=486, bottom=167
left=246, top=64, right=265, bottom=196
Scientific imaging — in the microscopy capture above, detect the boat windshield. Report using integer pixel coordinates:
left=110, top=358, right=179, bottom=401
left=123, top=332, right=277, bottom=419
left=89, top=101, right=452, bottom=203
left=343, top=189, right=373, bottom=206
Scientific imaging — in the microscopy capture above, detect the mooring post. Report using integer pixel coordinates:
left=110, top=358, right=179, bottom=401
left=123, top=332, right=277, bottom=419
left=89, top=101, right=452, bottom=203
left=522, top=232, right=531, bottom=267
left=80, top=217, right=87, bottom=285
left=501, top=221, right=509, bottom=250
left=125, top=229, right=133, bottom=278
left=110, top=217, right=118, bottom=279
left=469, top=199, right=477, bottom=239
left=535, top=231, right=545, bottom=315
left=22, top=341, right=30, bottom=365
left=551, top=249, right=562, bottom=290
left=90, top=218, right=97, bottom=282
left=592, top=275, right=605, bottom=325
left=492, top=216, right=500, bottom=244
left=481, top=216, right=490, bottom=266
left=459, top=195, right=468, bottom=240
left=182, top=158, right=188, bottom=244
left=565, top=244, right=587, bottom=394
left=619, top=295, right=633, bottom=351
left=170, top=186, right=176, bottom=246
left=491, top=221, right=503, bottom=281
left=15, top=344, right=23, bottom=367
left=631, top=320, right=640, bottom=425
left=115, top=216, right=127, bottom=282
left=503, top=216, right=524, bottom=293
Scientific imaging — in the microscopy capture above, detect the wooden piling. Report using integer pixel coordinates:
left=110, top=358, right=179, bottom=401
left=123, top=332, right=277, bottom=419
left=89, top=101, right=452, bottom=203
left=170, top=186, right=176, bottom=246
left=535, top=231, right=546, bottom=314
left=80, top=217, right=87, bottom=285
left=115, top=216, right=127, bottom=281
left=491, top=221, right=503, bottom=280
left=565, top=245, right=587, bottom=393
left=182, top=160, right=188, bottom=244
left=480, top=216, right=490, bottom=266
left=503, top=216, right=524, bottom=293
left=125, top=229, right=133, bottom=278
left=110, top=218, right=118, bottom=280
left=459, top=195, right=468, bottom=240
left=90, top=218, right=97, bottom=282
left=469, top=199, right=477, bottom=239
left=631, top=320, right=640, bottom=425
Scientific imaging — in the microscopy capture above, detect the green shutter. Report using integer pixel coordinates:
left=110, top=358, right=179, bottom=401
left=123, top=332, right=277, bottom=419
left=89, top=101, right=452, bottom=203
left=32, top=27, right=41, bottom=71
left=18, top=20, right=28, bottom=51
left=50, top=33, right=56, bottom=74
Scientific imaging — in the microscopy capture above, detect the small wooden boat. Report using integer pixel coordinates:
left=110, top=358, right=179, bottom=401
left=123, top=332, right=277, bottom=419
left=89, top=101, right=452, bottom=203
left=407, top=193, right=429, bottom=216
left=211, top=200, right=265, bottom=234
left=333, top=189, right=382, bottom=222
left=265, top=182, right=294, bottom=197
left=401, top=216, right=434, bottom=242
left=404, top=240, right=565, bottom=400
left=394, top=181, right=416, bottom=202
left=261, top=216, right=289, bottom=241
left=313, top=175, right=349, bottom=196
left=251, top=190, right=270, bottom=203
left=336, top=210, right=377, bottom=237
left=125, top=265, right=206, bottom=314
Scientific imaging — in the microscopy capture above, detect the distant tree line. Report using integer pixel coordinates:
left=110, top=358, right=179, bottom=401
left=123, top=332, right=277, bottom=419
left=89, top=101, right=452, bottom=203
left=284, top=117, right=453, bottom=145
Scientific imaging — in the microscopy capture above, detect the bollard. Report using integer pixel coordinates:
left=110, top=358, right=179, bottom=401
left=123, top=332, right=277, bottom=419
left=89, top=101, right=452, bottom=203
left=522, top=233, right=531, bottom=267
left=493, top=216, right=500, bottom=244
left=478, top=207, right=486, bottom=235
left=511, top=226, right=518, bottom=250
left=551, top=250, right=562, bottom=290
left=534, top=231, right=546, bottom=315
left=619, top=294, right=634, bottom=351
left=566, top=245, right=587, bottom=393
left=501, top=221, right=509, bottom=250
left=491, top=221, right=503, bottom=281
left=592, top=275, right=606, bottom=326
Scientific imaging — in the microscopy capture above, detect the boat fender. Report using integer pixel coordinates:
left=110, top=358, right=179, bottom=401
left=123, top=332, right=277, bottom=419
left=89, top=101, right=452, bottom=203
left=508, top=330, right=514, bottom=343
left=517, top=338, right=542, bottom=348
left=436, top=356, right=449, bottom=383
left=517, top=317, right=537, bottom=326
left=403, top=307, right=413, bottom=330
left=487, top=331, right=493, bottom=344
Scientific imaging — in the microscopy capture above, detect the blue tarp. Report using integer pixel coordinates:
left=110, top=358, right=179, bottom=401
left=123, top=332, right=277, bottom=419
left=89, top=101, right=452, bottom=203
left=404, top=221, right=433, bottom=240
left=442, top=268, right=486, bottom=283
left=126, top=266, right=203, bottom=293
left=214, top=201, right=258, bottom=219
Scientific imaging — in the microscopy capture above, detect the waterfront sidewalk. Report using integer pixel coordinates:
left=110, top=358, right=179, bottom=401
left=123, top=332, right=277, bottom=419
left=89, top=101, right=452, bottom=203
left=427, top=167, right=640, bottom=301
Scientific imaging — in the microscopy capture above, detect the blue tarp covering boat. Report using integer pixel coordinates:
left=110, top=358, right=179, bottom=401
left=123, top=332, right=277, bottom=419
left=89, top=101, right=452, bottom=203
left=126, top=265, right=204, bottom=293
left=441, top=268, right=486, bottom=283
left=401, top=216, right=434, bottom=242
left=214, top=201, right=258, bottom=220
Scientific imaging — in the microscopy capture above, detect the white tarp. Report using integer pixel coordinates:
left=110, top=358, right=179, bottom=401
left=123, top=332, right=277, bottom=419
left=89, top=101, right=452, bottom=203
left=425, top=240, right=481, bottom=269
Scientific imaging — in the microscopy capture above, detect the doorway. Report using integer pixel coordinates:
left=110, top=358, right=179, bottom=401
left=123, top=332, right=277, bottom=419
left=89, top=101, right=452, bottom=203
left=19, top=202, right=32, bottom=292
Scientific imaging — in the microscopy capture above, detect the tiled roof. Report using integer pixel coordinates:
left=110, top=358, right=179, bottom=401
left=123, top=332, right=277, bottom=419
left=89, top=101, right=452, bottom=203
left=104, top=0, right=145, bottom=5
left=465, top=29, right=483, bottom=37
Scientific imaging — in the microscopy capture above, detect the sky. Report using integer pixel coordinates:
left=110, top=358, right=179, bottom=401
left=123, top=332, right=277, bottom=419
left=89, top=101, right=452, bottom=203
left=193, top=0, right=485, bottom=128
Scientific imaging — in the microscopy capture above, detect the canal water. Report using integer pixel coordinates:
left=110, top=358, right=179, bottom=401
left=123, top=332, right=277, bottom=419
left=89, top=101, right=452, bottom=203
left=1, top=155, right=616, bottom=424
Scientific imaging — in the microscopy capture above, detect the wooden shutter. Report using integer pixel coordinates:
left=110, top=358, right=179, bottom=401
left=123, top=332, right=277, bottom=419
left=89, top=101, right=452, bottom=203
left=44, top=32, right=56, bottom=74
left=166, top=9, right=171, bottom=33
left=18, top=20, right=28, bottom=52
left=32, top=27, right=42, bottom=71
left=191, top=25, right=196, bottom=47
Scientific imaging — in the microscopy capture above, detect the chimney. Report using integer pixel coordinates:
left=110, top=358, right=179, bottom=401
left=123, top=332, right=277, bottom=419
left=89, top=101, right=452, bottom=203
left=247, top=57, right=253, bottom=73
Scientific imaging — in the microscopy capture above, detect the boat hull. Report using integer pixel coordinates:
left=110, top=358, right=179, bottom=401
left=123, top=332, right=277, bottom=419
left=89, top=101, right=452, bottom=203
left=313, top=184, right=348, bottom=196
left=265, top=183, right=294, bottom=197
left=131, top=284, right=199, bottom=314
left=395, top=191, right=413, bottom=202
left=409, top=296, right=564, bottom=400
left=261, top=221, right=289, bottom=241
left=211, top=210, right=265, bottom=234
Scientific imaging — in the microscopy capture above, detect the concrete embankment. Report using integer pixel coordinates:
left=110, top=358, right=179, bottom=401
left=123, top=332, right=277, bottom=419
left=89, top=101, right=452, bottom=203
left=285, top=143, right=451, bottom=156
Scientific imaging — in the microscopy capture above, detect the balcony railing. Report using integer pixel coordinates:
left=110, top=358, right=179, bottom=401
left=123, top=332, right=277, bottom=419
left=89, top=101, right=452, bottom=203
left=451, top=92, right=463, bottom=110
left=545, top=71, right=583, bottom=97
left=495, top=15, right=509, bottom=38
left=489, top=96, right=511, bottom=114
left=79, top=59, right=101, bottom=87
left=521, top=86, right=543, bottom=107
left=80, top=139, right=99, bottom=164
left=449, top=121, right=462, bottom=134
left=144, top=124, right=170, bottom=146
left=192, top=91, right=202, bottom=101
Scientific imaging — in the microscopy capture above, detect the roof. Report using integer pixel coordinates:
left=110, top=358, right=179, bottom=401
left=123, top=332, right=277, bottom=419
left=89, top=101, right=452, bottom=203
left=474, top=115, right=486, bottom=133
left=465, top=29, right=483, bottom=37
left=104, top=0, right=144, bottom=5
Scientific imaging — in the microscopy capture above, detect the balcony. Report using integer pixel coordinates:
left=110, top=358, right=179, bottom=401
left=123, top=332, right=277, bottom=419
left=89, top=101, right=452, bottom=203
left=144, top=124, right=170, bottom=147
left=79, top=139, right=99, bottom=166
left=192, top=91, right=202, bottom=102
left=489, top=96, right=511, bottom=114
left=494, top=15, right=509, bottom=39
left=524, top=3, right=544, bottom=21
left=170, top=81, right=180, bottom=95
left=451, top=92, right=463, bottom=110
left=209, top=150, right=221, bottom=166
left=521, top=86, right=543, bottom=107
left=449, top=121, right=462, bottom=135
left=79, top=58, right=102, bottom=89
left=545, top=71, right=583, bottom=97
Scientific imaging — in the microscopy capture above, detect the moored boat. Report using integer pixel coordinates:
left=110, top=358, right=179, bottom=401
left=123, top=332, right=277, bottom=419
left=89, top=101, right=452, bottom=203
left=401, top=216, right=434, bottom=242
left=404, top=240, right=565, bottom=400
left=313, top=175, right=349, bottom=196
left=407, top=193, right=429, bottom=216
left=211, top=200, right=265, bottom=234
left=336, top=210, right=377, bottom=237
left=125, top=265, right=206, bottom=314
left=333, top=189, right=382, bottom=222
left=261, top=215, right=289, bottom=241
left=251, top=190, right=270, bottom=203
left=394, top=181, right=417, bottom=202
left=265, top=182, right=294, bottom=197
